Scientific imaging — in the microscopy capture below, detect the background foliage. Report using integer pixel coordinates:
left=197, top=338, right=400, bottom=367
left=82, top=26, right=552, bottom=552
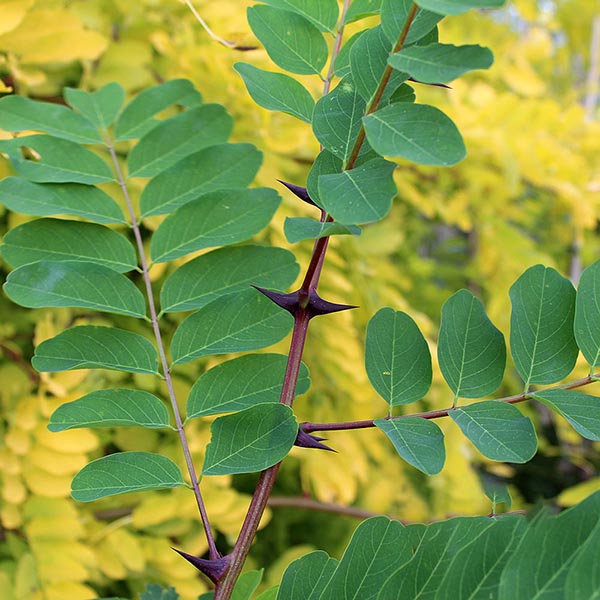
left=0, top=1, right=598, bottom=599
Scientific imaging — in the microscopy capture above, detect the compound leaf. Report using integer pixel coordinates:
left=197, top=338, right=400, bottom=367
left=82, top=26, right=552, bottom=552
left=202, top=403, right=298, bottom=475
left=71, top=452, right=185, bottom=502
left=32, top=326, right=159, bottom=374
left=449, top=401, right=537, bottom=463
left=65, top=82, right=125, bottom=130
left=48, top=389, right=170, bottom=431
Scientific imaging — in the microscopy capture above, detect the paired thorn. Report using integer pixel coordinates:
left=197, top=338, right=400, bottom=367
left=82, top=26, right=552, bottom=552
left=253, top=286, right=357, bottom=319
left=295, top=428, right=335, bottom=452
left=172, top=548, right=230, bottom=583
left=277, top=180, right=319, bottom=208
left=407, top=77, right=451, bottom=89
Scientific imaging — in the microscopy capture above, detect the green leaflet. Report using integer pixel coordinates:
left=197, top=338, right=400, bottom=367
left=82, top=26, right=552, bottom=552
left=509, top=265, right=578, bottom=386
left=365, top=308, right=432, bottom=407
left=0, top=178, right=125, bottom=224
left=127, top=104, right=233, bottom=177
left=170, top=288, right=293, bottom=365
left=363, top=103, right=466, bottom=166
left=202, top=403, right=298, bottom=475
left=115, top=78, right=202, bottom=141
left=48, top=389, right=171, bottom=431
left=565, top=520, right=600, bottom=600
left=532, top=389, right=600, bottom=441
left=276, top=551, right=338, bottom=600
left=32, top=326, right=159, bottom=374
left=306, top=149, right=342, bottom=206
left=318, top=157, right=397, bottom=224
left=438, top=289, right=506, bottom=399
left=65, top=82, right=125, bottom=130
left=160, top=245, right=299, bottom=313
left=574, top=259, right=600, bottom=369
left=388, top=43, right=493, bottom=83
left=283, top=218, right=361, bottom=243
left=449, top=401, right=537, bottom=463
left=345, top=0, right=383, bottom=23
left=187, top=354, right=311, bottom=418
left=150, top=187, right=281, bottom=263
left=375, top=417, right=445, bottom=475
left=247, top=5, right=328, bottom=75
left=229, top=570, right=264, bottom=600
left=71, top=452, right=185, bottom=502
left=381, top=0, right=443, bottom=45
left=4, top=261, right=146, bottom=318
left=1, top=218, right=137, bottom=272
left=416, top=0, right=505, bottom=16
left=141, top=585, right=179, bottom=600
left=0, top=94, right=102, bottom=143
left=256, top=0, right=339, bottom=32
left=0, top=135, right=114, bottom=184
left=334, top=31, right=366, bottom=78
left=234, top=63, right=315, bottom=123
left=139, top=143, right=262, bottom=217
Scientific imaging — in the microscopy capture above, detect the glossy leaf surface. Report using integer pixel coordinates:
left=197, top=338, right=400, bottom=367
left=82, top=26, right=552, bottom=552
left=71, top=452, right=185, bottom=501
left=366, top=308, right=432, bottom=407
left=449, top=401, right=537, bottom=463
left=510, top=265, right=578, bottom=386
left=33, top=326, right=159, bottom=374
left=48, top=389, right=170, bottom=431
left=187, top=354, right=310, bottom=418
left=438, top=289, right=506, bottom=399
left=574, top=259, right=600, bottom=369
left=170, top=288, right=293, bottom=365
left=65, top=82, right=125, bottom=130
left=150, top=188, right=280, bottom=263
left=1, top=218, right=136, bottom=272
left=202, top=403, right=298, bottom=475
left=375, top=417, right=445, bottom=475
left=284, top=218, right=361, bottom=243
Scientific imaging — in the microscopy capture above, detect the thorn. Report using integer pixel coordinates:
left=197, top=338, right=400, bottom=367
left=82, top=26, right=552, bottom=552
left=295, top=428, right=336, bottom=452
left=253, top=286, right=300, bottom=315
left=407, top=77, right=452, bottom=89
left=233, top=45, right=259, bottom=51
left=277, top=179, right=318, bottom=207
left=172, top=548, right=230, bottom=583
left=307, top=289, right=358, bottom=317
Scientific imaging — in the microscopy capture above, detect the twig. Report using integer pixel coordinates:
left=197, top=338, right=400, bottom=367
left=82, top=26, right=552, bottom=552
left=183, top=0, right=238, bottom=49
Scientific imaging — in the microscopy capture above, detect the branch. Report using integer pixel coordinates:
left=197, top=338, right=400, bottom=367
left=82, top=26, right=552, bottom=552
left=104, top=137, right=220, bottom=560
left=268, top=496, right=399, bottom=521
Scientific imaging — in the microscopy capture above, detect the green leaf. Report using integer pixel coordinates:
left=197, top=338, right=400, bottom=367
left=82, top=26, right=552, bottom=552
left=247, top=5, right=328, bottom=75
left=187, top=354, right=311, bottom=418
left=141, top=584, right=179, bottom=600
left=374, top=418, right=445, bottom=475
left=0, top=135, right=114, bottom=184
left=532, top=389, right=600, bottom=442
left=230, top=570, right=264, bottom=600
left=32, top=326, right=159, bottom=374
left=389, top=83, right=416, bottom=104
left=48, top=389, right=170, bottom=431
left=416, top=0, right=505, bottom=17
left=318, top=157, right=397, bottom=224
left=150, top=187, right=280, bottom=263
left=449, top=401, right=537, bottom=463
left=388, top=43, right=493, bottom=83
left=574, top=259, right=600, bottom=369
left=481, top=474, right=513, bottom=510
left=65, top=82, right=126, bottom=130
left=306, top=150, right=342, bottom=206
left=71, top=452, right=185, bottom=502
left=202, top=403, right=298, bottom=475
left=381, top=0, right=443, bottom=45
left=256, top=0, right=339, bottom=32
left=321, top=517, right=413, bottom=599
left=115, top=79, right=202, bottom=141
left=0, top=95, right=102, bottom=143
left=365, top=308, right=432, bottom=407
left=363, top=103, right=466, bottom=166
left=312, top=77, right=368, bottom=161
left=4, top=261, right=146, bottom=318
left=234, top=63, right=315, bottom=123
left=284, top=218, right=361, bottom=243
left=345, top=0, right=383, bottom=23
left=255, top=587, right=278, bottom=600
left=0, top=178, right=125, bottom=224
left=438, top=289, right=506, bottom=399
left=509, top=265, right=578, bottom=386
left=350, top=26, right=409, bottom=102
left=170, top=288, right=293, bottom=365
left=140, top=143, right=262, bottom=217
left=127, top=105, right=233, bottom=177
left=277, top=551, right=338, bottom=600
left=334, top=31, right=366, bottom=78
left=1, top=218, right=136, bottom=272
left=161, top=245, right=299, bottom=313
left=565, top=520, right=600, bottom=600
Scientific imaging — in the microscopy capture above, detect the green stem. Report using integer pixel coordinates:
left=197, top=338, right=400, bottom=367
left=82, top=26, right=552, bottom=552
left=104, top=137, right=220, bottom=560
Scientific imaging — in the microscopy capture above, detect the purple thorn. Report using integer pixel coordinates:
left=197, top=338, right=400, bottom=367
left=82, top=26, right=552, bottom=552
left=407, top=77, right=452, bottom=89
left=295, top=428, right=336, bottom=452
left=171, top=548, right=230, bottom=583
left=233, top=45, right=259, bottom=51
left=307, top=289, right=357, bottom=317
left=277, top=180, right=318, bottom=207
left=253, top=286, right=300, bottom=315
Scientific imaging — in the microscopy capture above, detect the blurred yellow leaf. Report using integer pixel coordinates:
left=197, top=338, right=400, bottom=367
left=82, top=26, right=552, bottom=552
left=33, top=424, right=98, bottom=454
left=558, top=478, right=600, bottom=507
left=1, top=474, right=26, bottom=504
left=22, top=468, right=72, bottom=498
left=0, top=0, right=35, bottom=36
